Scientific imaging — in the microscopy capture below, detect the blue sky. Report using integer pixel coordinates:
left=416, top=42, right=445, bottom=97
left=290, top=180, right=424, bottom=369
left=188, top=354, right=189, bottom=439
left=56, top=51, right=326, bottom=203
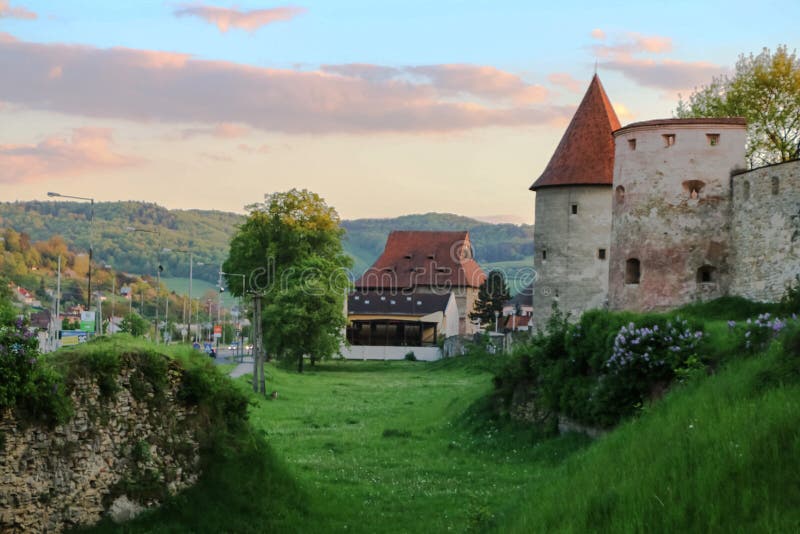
left=1, top=1, right=797, bottom=222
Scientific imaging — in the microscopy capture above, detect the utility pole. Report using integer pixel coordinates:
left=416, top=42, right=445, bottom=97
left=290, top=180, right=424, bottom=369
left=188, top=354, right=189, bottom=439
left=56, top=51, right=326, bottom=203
left=251, top=293, right=265, bottom=395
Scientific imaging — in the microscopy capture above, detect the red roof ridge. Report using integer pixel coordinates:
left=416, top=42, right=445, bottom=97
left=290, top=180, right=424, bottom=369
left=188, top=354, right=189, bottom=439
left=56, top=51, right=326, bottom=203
left=530, top=74, right=620, bottom=190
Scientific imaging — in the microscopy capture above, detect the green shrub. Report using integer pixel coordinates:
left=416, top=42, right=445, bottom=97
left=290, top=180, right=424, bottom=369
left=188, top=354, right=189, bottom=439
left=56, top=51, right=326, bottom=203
left=404, top=351, right=417, bottom=361
left=0, top=318, right=40, bottom=408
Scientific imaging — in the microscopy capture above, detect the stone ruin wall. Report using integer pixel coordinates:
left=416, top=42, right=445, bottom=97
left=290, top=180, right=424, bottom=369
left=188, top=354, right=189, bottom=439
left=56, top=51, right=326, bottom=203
left=730, top=159, right=800, bottom=302
left=0, top=356, right=201, bottom=533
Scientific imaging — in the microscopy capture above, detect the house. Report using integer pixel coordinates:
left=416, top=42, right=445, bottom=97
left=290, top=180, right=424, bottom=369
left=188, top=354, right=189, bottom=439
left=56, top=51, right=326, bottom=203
left=342, top=290, right=459, bottom=361
left=354, top=230, right=486, bottom=335
left=502, top=283, right=534, bottom=332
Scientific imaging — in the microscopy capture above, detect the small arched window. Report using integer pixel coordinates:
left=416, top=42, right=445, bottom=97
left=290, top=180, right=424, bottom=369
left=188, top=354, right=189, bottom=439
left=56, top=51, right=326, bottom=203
left=772, top=176, right=780, bottom=195
left=697, top=265, right=716, bottom=284
left=683, top=180, right=706, bottom=199
left=616, top=185, right=626, bottom=204
left=742, top=180, right=750, bottom=201
left=625, top=258, right=641, bottom=285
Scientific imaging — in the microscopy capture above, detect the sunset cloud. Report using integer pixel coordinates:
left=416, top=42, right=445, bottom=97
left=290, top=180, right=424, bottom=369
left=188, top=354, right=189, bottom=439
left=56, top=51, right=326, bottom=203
left=590, top=28, right=605, bottom=40
left=173, top=4, right=306, bottom=33
left=0, top=128, right=140, bottom=183
left=0, top=1, right=36, bottom=20
left=182, top=123, right=250, bottom=139
left=591, top=31, right=724, bottom=93
left=0, top=38, right=570, bottom=134
left=323, top=63, right=548, bottom=105
left=548, top=72, right=583, bottom=94
left=237, top=143, right=270, bottom=154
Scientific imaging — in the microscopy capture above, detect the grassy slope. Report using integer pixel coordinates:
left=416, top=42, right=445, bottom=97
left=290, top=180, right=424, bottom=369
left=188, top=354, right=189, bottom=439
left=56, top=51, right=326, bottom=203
left=502, top=343, right=800, bottom=533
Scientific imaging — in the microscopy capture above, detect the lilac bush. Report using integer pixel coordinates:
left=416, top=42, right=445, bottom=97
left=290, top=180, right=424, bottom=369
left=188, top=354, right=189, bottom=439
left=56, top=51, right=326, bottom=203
left=606, top=316, right=703, bottom=378
left=729, top=312, right=797, bottom=352
left=0, top=317, right=40, bottom=408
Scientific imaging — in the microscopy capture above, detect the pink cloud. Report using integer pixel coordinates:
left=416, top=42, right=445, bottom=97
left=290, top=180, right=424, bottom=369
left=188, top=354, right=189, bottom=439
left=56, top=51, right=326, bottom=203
left=0, top=1, right=36, bottom=20
left=174, top=4, right=306, bottom=33
left=548, top=72, right=582, bottom=94
left=238, top=143, right=270, bottom=154
left=590, top=28, right=605, bottom=40
left=590, top=31, right=724, bottom=93
left=182, top=122, right=250, bottom=139
left=0, top=128, right=140, bottom=183
left=0, top=32, right=18, bottom=43
left=0, top=38, right=570, bottom=134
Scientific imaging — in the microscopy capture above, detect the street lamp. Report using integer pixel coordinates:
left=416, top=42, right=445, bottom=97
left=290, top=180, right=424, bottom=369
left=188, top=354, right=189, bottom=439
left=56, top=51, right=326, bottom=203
left=48, top=191, right=96, bottom=334
left=220, top=270, right=247, bottom=355
left=163, top=247, right=194, bottom=343
left=128, top=227, right=162, bottom=343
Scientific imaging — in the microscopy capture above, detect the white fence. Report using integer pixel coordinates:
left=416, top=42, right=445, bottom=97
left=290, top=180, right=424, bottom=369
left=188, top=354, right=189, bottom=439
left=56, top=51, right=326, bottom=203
left=339, top=345, right=442, bottom=361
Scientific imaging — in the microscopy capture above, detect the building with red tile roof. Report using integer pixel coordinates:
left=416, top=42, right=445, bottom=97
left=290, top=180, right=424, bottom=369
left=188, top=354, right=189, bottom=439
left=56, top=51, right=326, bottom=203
left=353, top=230, right=486, bottom=334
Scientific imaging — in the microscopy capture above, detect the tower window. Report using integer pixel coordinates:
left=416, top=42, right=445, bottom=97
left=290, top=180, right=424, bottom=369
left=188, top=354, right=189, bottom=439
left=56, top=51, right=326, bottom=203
left=697, top=265, right=716, bottom=284
left=663, top=134, right=676, bottom=147
left=598, top=248, right=606, bottom=260
left=615, top=185, right=626, bottom=204
left=542, top=250, right=547, bottom=261
left=571, top=203, right=578, bottom=215
left=772, top=176, right=780, bottom=195
left=683, top=180, right=706, bottom=199
left=625, top=258, right=641, bottom=285
left=706, top=133, right=720, bottom=146
left=742, top=180, right=750, bottom=200
left=628, top=139, right=636, bottom=150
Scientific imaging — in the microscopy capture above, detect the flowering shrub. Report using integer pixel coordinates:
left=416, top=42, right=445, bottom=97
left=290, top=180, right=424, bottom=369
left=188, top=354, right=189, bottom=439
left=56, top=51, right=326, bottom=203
left=606, top=317, right=703, bottom=380
left=729, top=312, right=796, bottom=353
left=0, top=318, right=40, bottom=408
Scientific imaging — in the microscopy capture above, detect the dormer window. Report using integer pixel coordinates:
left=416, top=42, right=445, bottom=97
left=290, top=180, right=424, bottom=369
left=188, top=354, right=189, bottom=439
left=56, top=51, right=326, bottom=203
left=404, top=254, right=412, bottom=259
left=427, top=254, right=435, bottom=259
left=663, top=134, right=676, bottom=147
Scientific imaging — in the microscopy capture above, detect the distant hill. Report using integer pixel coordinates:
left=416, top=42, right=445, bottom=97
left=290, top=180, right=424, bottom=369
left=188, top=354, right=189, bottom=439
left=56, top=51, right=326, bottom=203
left=0, top=202, right=533, bottom=283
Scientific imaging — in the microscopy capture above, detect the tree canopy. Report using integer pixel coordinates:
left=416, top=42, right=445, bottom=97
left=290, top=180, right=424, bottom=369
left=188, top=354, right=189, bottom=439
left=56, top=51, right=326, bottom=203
left=469, top=270, right=510, bottom=329
left=223, top=189, right=351, bottom=373
left=676, top=45, right=800, bottom=167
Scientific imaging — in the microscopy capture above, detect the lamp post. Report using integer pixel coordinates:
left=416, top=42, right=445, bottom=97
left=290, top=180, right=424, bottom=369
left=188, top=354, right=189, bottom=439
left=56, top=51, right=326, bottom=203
left=494, top=310, right=500, bottom=333
left=47, top=192, right=95, bottom=331
left=164, top=248, right=193, bottom=343
left=128, top=227, right=162, bottom=343
left=220, top=270, right=246, bottom=356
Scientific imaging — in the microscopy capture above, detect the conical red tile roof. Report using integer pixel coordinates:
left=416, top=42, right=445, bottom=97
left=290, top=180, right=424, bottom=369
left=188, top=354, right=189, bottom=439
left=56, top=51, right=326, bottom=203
left=530, top=74, right=620, bottom=190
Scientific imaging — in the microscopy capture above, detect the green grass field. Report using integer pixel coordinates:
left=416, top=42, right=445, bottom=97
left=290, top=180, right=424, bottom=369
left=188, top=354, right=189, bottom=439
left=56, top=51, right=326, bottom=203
left=162, top=277, right=237, bottom=307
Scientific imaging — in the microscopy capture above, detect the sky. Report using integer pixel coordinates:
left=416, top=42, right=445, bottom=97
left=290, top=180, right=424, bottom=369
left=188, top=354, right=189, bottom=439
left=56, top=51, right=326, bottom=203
left=0, top=1, right=797, bottom=223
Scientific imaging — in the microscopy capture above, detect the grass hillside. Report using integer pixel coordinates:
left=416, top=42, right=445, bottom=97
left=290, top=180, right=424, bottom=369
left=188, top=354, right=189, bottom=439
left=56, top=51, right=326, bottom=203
left=77, top=300, right=800, bottom=532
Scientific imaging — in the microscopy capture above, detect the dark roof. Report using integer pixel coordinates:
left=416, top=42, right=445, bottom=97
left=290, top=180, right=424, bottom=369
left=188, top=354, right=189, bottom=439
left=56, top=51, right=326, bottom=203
left=530, top=74, right=620, bottom=191
left=29, top=309, right=51, bottom=329
left=354, top=231, right=486, bottom=289
left=614, top=117, right=746, bottom=136
left=348, top=290, right=452, bottom=316
left=505, top=283, right=533, bottom=308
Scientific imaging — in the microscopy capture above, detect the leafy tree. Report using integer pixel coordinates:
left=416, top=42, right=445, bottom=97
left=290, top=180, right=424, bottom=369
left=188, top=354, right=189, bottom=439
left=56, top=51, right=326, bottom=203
left=223, top=189, right=351, bottom=378
left=469, top=270, right=510, bottom=329
left=120, top=312, right=149, bottom=337
left=676, top=45, right=800, bottom=167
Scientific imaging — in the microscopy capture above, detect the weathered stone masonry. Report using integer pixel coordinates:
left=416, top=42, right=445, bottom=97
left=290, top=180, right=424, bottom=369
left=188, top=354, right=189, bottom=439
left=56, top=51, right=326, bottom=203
left=0, top=355, right=201, bottom=533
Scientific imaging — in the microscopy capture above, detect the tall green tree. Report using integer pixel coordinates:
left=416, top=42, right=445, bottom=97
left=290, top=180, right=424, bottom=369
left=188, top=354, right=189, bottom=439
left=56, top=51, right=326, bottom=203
left=469, top=270, right=510, bottom=329
left=676, top=45, right=800, bottom=167
left=223, top=189, right=351, bottom=378
left=120, top=312, right=149, bottom=337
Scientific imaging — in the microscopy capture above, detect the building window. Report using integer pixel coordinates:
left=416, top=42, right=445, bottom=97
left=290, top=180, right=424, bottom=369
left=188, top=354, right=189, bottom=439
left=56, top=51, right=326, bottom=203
left=772, top=176, right=780, bottom=195
left=598, top=248, right=606, bottom=260
left=615, top=185, right=626, bottom=204
left=571, top=203, right=578, bottom=215
left=742, top=180, right=750, bottom=200
left=628, top=139, right=636, bottom=150
left=683, top=180, right=706, bottom=199
left=625, top=258, right=641, bottom=284
left=542, top=250, right=547, bottom=260
left=697, top=265, right=716, bottom=284
left=706, top=133, right=720, bottom=146
left=663, top=134, right=676, bottom=147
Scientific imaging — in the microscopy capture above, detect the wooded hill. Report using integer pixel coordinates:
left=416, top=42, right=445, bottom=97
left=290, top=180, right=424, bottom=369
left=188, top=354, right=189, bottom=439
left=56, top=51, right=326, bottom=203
left=0, top=202, right=533, bottom=283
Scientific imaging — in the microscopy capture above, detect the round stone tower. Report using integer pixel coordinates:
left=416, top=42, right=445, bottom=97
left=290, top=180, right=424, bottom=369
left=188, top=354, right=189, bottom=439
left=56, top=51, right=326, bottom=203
left=608, top=118, right=747, bottom=312
left=530, top=74, right=620, bottom=327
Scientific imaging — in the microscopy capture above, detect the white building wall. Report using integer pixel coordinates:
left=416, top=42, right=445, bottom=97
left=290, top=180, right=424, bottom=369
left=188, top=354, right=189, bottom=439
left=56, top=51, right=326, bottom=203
left=339, top=345, right=442, bottom=361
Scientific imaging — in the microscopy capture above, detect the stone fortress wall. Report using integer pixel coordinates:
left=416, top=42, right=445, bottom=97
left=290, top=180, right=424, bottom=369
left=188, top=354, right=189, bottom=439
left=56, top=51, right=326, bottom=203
left=730, top=159, right=800, bottom=302
left=532, top=186, right=612, bottom=326
left=608, top=119, right=748, bottom=311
